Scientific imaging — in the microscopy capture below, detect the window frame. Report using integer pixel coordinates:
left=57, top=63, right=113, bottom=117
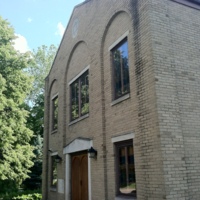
left=171, top=0, right=200, bottom=9
left=69, top=69, right=89, bottom=122
left=111, top=37, right=130, bottom=101
left=115, top=139, right=136, bottom=198
left=51, top=95, right=58, bottom=132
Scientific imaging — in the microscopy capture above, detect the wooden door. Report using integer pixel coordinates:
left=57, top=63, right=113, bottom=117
left=71, top=152, right=88, bottom=200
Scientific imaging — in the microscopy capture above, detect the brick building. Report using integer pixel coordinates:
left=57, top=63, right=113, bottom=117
left=42, top=0, right=200, bottom=199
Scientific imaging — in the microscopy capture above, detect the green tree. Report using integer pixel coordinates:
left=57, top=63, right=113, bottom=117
left=0, top=16, right=34, bottom=191
left=27, top=45, right=57, bottom=105
left=23, top=94, right=44, bottom=190
left=24, top=45, right=57, bottom=189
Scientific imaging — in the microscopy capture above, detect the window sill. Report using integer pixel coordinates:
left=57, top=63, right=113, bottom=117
left=111, top=93, right=130, bottom=106
left=115, top=195, right=136, bottom=200
left=69, top=113, right=89, bottom=126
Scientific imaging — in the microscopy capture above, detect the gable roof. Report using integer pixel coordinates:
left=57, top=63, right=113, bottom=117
left=46, top=0, right=92, bottom=79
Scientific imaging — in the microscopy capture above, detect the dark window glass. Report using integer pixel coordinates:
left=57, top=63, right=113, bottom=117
left=80, top=73, right=89, bottom=116
left=172, top=0, right=200, bottom=9
left=188, top=0, right=200, bottom=4
left=51, top=156, right=57, bottom=187
left=71, top=80, right=79, bottom=120
left=71, top=71, right=89, bottom=121
left=52, top=96, right=58, bottom=131
left=116, top=140, right=136, bottom=197
left=194, top=0, right=200, bottom=3
left=112, top=39, right=130, bottom=99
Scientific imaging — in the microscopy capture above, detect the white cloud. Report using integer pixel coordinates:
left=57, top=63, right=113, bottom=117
left=27, top=18, right=33, bottom=23
left=55, top=22, right=65, bottom=37
left=13, top=34, right=30, bottom=53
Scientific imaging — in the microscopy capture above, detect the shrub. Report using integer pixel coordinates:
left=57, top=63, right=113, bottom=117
left=0, top=190, right=42, bottom=200
left=12, top=193, right=42, bottom=200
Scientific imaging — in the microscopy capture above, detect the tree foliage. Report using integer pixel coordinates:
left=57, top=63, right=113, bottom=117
left=27, top=45, right=57, bottom=105
left=24, top=45, right=57, bottom=189
left=0, top=16, right=34, bottom=188
left=23, top=94, right=44, bottom=190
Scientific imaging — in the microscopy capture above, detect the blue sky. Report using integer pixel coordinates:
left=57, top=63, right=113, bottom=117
left=0, top=0, right=84, bottom=53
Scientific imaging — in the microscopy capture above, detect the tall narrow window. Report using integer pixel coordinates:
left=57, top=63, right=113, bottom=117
left=51, top=156, right=57, bottom=187
left=115, top=140, right=136, bottom=197
left=52, top=96, right=58, bottom=131
left=71, top=71, right=89, bottom=121
left=112, top=39, right=130, bottom=100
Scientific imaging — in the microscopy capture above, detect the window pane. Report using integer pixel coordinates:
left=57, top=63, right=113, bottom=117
left=52, top=97, right=58, bottom=130
left=81, top=72, right=89, bottom=116
left=113, top=49, right=122, bottom=98
left=128, top=145, right=136, bottom=194
left=194, top=0, right=200, bottom=4
left=70, top=70, right=89, bottom=121
left=119, top=147, right=127, bottom=191
left=71, top=80, right=79, bottom=120
left=51, top=156, right=57, bottom=187
left=112, top=39, right=129, bottom=99
left=121, top=42, right=130, bottom=95
left=118, top=143, right=136, bottom=196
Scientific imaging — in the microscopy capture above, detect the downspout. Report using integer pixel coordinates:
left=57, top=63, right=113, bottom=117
left=100, top=33, right=108, bottom=200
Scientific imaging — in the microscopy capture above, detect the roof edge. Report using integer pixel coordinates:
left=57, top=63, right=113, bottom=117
left=46, top=0, right=92, bottom=79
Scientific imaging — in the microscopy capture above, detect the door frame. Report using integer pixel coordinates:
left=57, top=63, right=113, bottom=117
left=63, top=138, right=92, bottom=200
